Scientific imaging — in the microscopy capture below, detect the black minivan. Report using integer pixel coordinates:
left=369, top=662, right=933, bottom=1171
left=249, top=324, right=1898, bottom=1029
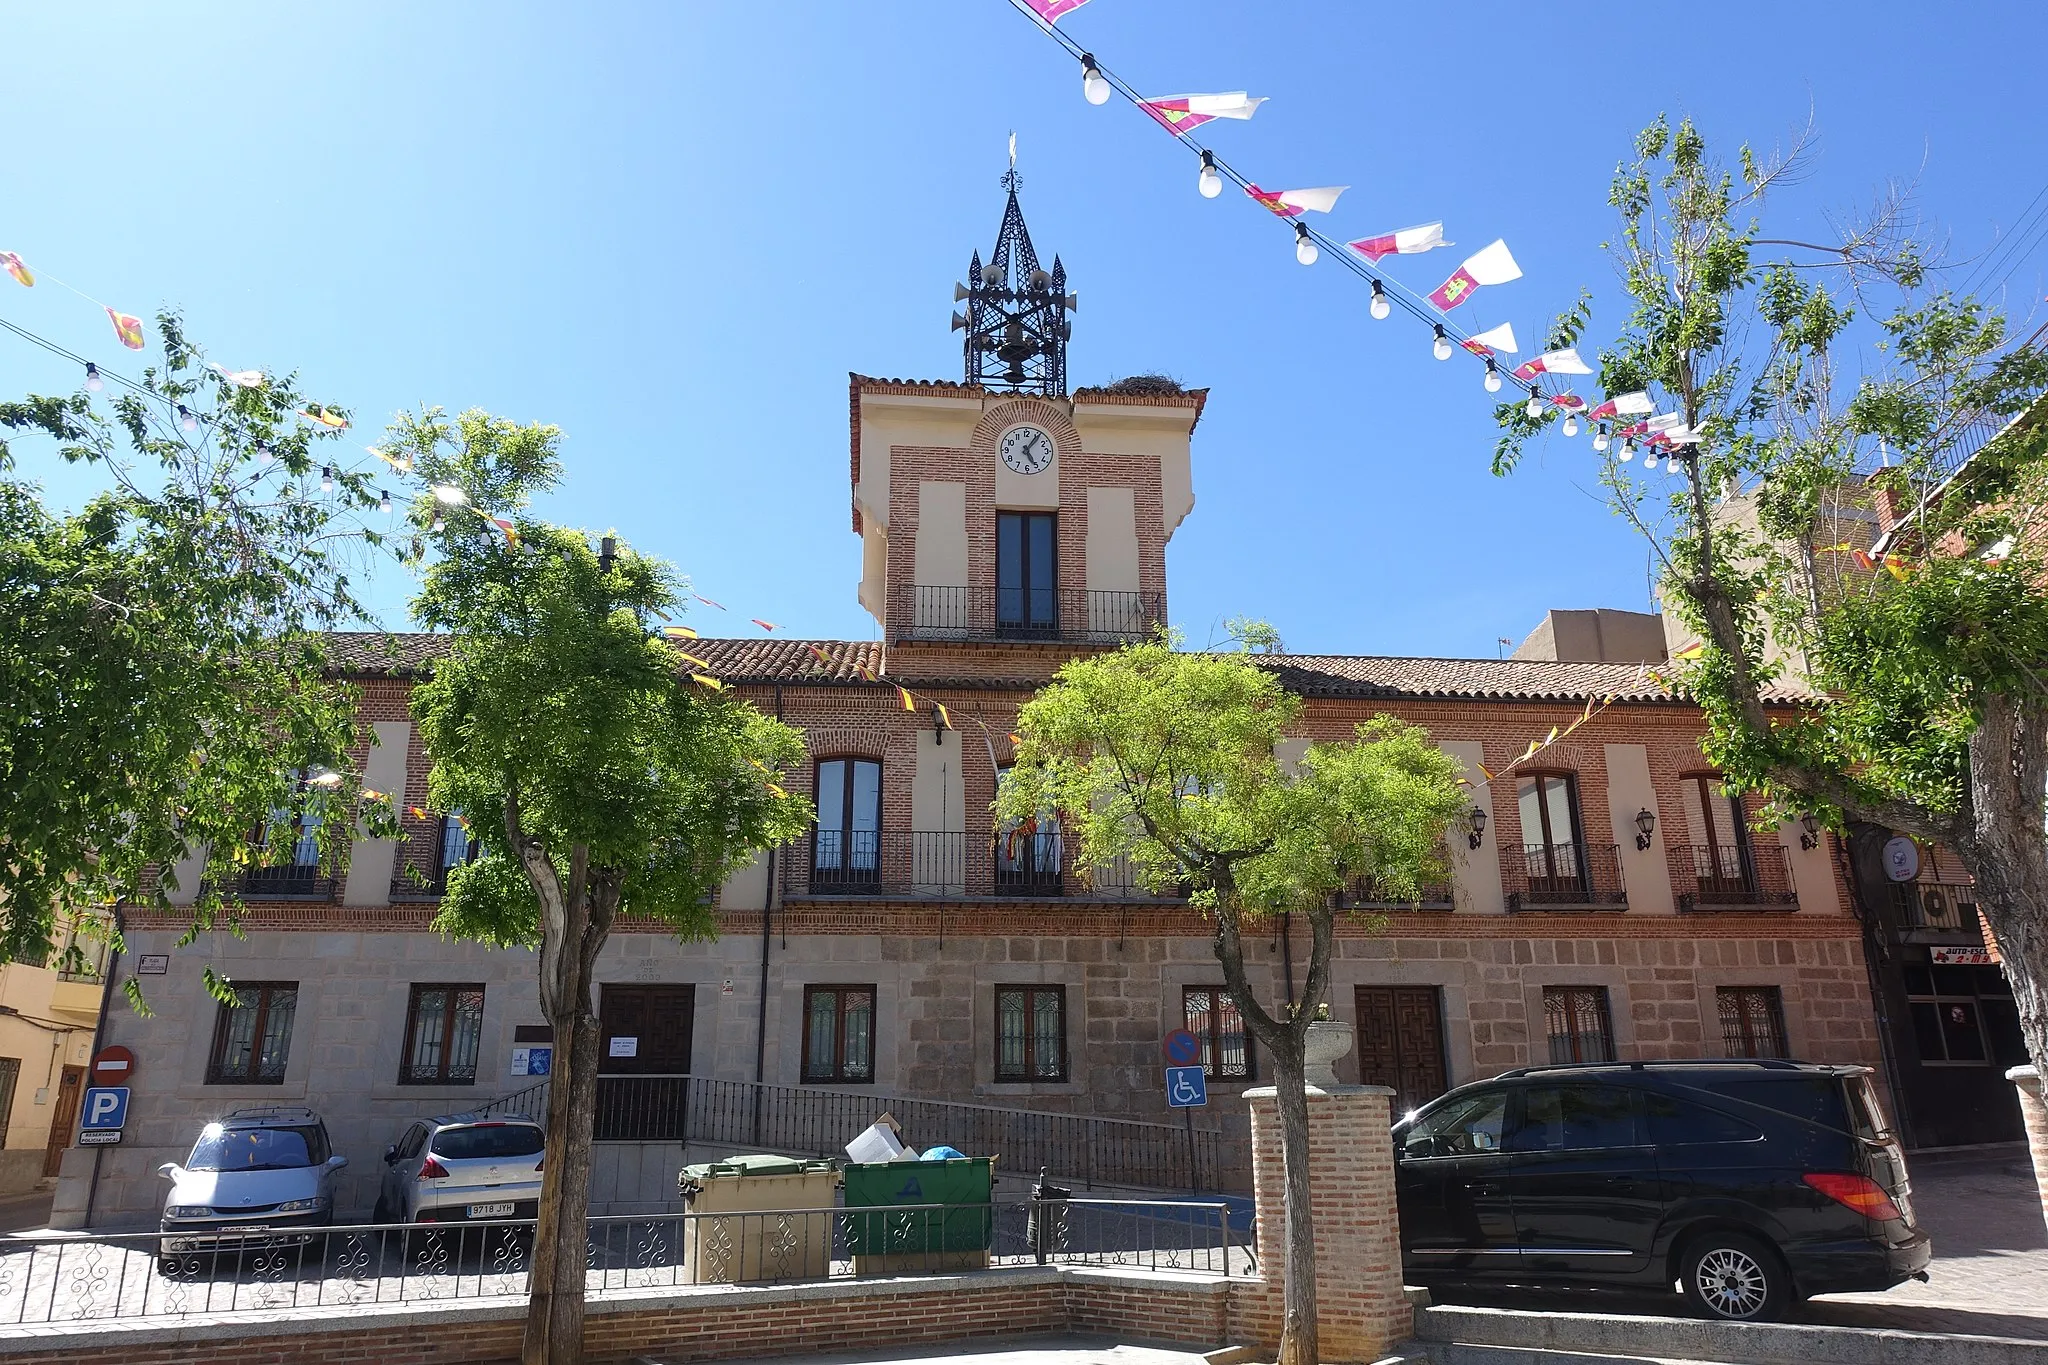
left=1391, top=1060, right=1930, bottom=1321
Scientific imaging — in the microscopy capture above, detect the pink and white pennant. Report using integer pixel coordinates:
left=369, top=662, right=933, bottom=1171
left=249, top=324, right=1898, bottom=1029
left=1022, top=0, right=1091, bottom=22
left=1246, top=184, right=1347, bottom=218
left=1138, top=92, right=1265, bottom=134
left=1587, top=391, right=1653, bottom=422
left=1512, top=347, right=1592, bottom=381
left=1427, top=240, right=1521, bottom=312
left=1458, top=322, right=1519, bottom=358
left=1347, top=222, right=1449, bottom=264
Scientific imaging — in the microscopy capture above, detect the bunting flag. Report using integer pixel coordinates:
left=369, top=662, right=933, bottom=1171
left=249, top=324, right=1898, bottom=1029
left=1587, top=391, right=1653, bottom=422
left=1512, top=347, right=1592, bottom=381
left=1346, top=223, right=1449, bottom=264
left=455, top=813, right=472, bottom=831
left=1009, top=733, right=1024, bottom=746
left=1647, top=412, right=1687, bottom=434
left=361, top=788, right=386, bottom=803
left=1246, top=184, right=1347, bottom=218
left=676, top=650, right=712, bottom=669
left=804, top=643, right=833, bottom=667
left=408, top=806, right=432, bottom=822
left=692, top=592, right=727, bottom=610
left=208, top=363, right=264, bottom=388
left=766, top=781, right=788, bottom=798
left=1544, top=725, right=1559, bottom=746
left=1615, top=421, right=1650, bottom=440
left=370, top=446, right=413, bottom=474
left=490, top=516, right=519, bottom=546
left=1550, top=393, right=1586, bottom=411
left=1883, top=553, right=1914, bottom=581
left=935, top=702, right=953, bottom=730
left=750, top=618, right=778, bottom=632
left=2, top=251, right=33, bottom=287
left=663, top=625, right=699, bottom=640
left=1477, top=763, right=1496, bottom=782
left=1672, top=642, right=1706, bottom=661
left=1458, top=322, right=1519, bottom=358
left=1427, top=240, right=1521, bottom=312
left=1138, top=92, right=1266, bottom=133
left=106, top=307, right=145, bottom=350
left=300, top=405, right=349, bottom=429
left=1852, top=550, right=1876, bottom=572
left=691, top=673, right=724, bottom=690
left=1815, top=543, right=1854, bottom=555
left=899, top=686, right=918, bottom=712
left=1022, top=0, right=1090, bottom=21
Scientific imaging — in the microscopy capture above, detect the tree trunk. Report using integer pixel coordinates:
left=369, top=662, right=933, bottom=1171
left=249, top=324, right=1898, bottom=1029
left=1958, top=693, right=2048, bottom=1079
left=523, top=996, right=600, bottom=1365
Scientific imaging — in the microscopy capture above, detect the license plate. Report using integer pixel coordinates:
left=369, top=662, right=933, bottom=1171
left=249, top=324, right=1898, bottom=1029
left=468, top=1202, right=516, bottom=1219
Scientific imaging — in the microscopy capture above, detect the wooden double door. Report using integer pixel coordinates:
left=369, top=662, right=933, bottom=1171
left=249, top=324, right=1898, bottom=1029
left=1355, top=986, right=1449, bottom=1118
left=596, top=984, right=696, bottom=1140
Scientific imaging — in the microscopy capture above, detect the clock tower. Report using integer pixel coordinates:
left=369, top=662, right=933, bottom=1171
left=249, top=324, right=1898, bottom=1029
left=850, top=172, right=1203, bottom=673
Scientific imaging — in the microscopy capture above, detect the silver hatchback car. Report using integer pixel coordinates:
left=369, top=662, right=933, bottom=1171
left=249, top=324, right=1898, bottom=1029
left=375, top=1113, right=545, bottom=1226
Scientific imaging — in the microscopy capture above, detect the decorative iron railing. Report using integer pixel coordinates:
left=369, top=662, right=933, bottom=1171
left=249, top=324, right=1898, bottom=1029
left=1890, top=878, right=1977, bottom=933
left=786, top=830, right=1187, bottom=902
left=1501, top=843, right=1627, bottom=911
left=234, top=861, right=335, bottom=901
left=893, top=585, right=1164, bottom=645
left=1671, top=843, right=1798, bottom=912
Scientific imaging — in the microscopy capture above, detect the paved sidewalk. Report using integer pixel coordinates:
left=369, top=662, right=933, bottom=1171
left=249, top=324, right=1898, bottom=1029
left=701, top=1336, right=1210, bottom=1365
left=0, top=1190, right=54, bottom=1237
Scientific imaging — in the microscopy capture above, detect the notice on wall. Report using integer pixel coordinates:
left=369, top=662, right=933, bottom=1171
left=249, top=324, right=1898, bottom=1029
left=136, top=954, right=169, bottom=975
left=608, top=1036, right=639, bottom=1058
left=1930, top=946, right=1993, bottom=966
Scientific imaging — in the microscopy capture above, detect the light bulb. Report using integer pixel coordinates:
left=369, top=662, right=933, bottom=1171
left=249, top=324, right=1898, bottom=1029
left=320, top=465, right=334, bottom=492
left=1562, top=413, right=1580, bottom=437
left=84, top=362, right=104, bottom=392
left=431, top=514, right=444, bottom=533
left=378, top=489, right=392, bottom=514
left=1197, top=151, right=1222, bottom=199
left=1642, top=452, right=1659, bottom=471
left=1483, top=362, right=1502, bottom=393
left=1081, top=56, right=1110, bottom=105
left=1369, top=280, right=1390, bottom=320
left=1525, top=394, right=1544, bottom=420
left=1593, top=425, right=1610, bottom=453
left=255, top=442, right=273, bottom=463
left=177, top=404, right=198, bottom=432
left=1619, top=441, right=1635, bottom=463
left=1432, top=325, right=1452, bottom=361
left=1295, top=234, right=1318, bottom=267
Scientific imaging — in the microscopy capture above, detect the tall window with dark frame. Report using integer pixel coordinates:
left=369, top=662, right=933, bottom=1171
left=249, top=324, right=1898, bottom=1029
left=802, top=984, right=875, bottom=1083
left=439, top=812, right=478, bottom=878
left=244, top=801, right=323, bottom=896
left=1516, top=773, right=1586, bottom=897
left=994, top=765, right=1062, bottom=891
left=1543, top=985, right=1615, bottom=1064
left=1684, top=774, right=1754, bottom=893
left=813, top=759, right=881, bottom=888
left=996, top=511, right=1057, bottom=633
left=399, top=984, right=486, bottom=1084
left=1184, top=986, right=1252, bottom=1080
left=206, top=982, right=299, bottom=1084
left=994, top=985, right=1067, bottom=1082
left=1716, top=986, right=1788, bottom=1058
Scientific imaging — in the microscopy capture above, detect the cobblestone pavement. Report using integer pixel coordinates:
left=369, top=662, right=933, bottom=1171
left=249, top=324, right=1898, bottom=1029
left=1420, top=1146, right=2048, bottom=1340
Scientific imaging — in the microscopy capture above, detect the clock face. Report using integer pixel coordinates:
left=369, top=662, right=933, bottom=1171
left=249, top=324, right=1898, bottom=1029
left=999, top=425, right=1055, bottom=475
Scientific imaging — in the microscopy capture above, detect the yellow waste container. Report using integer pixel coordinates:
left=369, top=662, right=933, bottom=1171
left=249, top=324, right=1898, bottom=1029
left=678, top=1155, right=839, bottom=1284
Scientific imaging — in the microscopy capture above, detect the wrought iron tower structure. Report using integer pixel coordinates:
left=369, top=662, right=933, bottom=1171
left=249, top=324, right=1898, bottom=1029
left=952, top=169, right=1076, bottom=396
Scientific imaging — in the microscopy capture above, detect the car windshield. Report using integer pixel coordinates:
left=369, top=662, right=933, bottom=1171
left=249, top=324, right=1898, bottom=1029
left=188, top=1124, right=328, bottom=1172
left=431, top=1124, right=545, bottom=1160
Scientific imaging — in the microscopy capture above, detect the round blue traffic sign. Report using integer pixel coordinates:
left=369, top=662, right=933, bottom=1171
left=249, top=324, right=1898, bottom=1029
left=1162, top=1028, right=1202, bottom=1067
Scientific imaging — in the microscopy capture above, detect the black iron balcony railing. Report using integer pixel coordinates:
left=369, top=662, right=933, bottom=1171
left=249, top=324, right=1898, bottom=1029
left=1502, top=842, right=1627, bottom=911
left=1337, top=876, right=1455, bottom=910
left=1672, top=843, right=1798, bottom=912
left=1890, top=878, right=1977, bottom=934
left=390, top=862, right=455, bottom=901
left=787, top=829, right=1188, bottom=902
left=892, top=585, right=1164, bottom=645
left=234, top=859, right=335, bottom=901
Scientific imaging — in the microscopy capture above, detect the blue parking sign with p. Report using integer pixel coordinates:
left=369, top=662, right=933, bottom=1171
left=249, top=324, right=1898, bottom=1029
left=81, top=1087, right=129, bottom=1131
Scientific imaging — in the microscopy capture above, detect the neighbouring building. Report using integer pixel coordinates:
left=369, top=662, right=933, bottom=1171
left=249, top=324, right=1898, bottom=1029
left=60, top=179, right=1889, bottom=1227
left=0, top=915, right=105, bottom=1196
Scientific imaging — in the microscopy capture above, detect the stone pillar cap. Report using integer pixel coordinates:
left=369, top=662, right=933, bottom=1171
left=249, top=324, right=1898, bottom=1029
left=1243, top=1083, right=1395, bottom=1100
left=2009, top=1064, right=2041, bottom=1085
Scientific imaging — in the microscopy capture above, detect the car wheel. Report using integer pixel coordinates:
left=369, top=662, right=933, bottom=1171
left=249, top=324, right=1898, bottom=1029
left=1679, top=1231, right=1789, bottom=1323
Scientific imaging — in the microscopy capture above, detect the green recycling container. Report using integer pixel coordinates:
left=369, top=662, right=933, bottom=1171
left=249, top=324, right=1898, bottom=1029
left=842, top=1157, right=994, bottom=1257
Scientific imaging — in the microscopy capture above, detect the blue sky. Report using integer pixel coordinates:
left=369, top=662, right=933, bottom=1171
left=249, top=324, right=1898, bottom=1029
left=5, top=1, right=2045, bottom=656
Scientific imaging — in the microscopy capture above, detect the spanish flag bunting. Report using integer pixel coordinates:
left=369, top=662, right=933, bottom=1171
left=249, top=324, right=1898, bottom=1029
left=1137, top=91, right=1266, bottom=134
left=1581, top=697, right=1596, bottom=724
left=1246, top=184, right=1347, bottom=218
left=691, top=592, right=727, bottom=611
left=748, top=757, right=770, bottom=773
left=751, top=619, right=778, bottom=632
left=1009, top=733, right=1024, bottom=746
left=455, top=813, right=472, bottom=831
left=2, top=251, right=33, bottom=286
left=766, top=781, right=787, bottom=798
left=208, top=363, right=265, bottom=388
left=1347, top=222, right=1449, bottom=264
left=1604, top=694, right=1618, bottom=706
left=1544, top=726, right=1559, bottom=746
left=1815, top=543, right=1854, bottom=555
left=491, top=517, right=519, bottom=546
left=1022, top=0, right=1090, bottom=21
left=1512, top=347, right=1592, bottom=381
left=1524, top=739, right=1542, bottom=759
left=691, top=673, right=724, bottom=689
left=1587, top=391, right=1653, bottom=422
left=1852, top=550, right=1875, bottom=572
left=804, top=643, right=831, bottom=666
left=935, top=703, right=952, bottom=730
left=107, top=307, right=145, bottom=350
left=1672, top=642, right=1706, bottom=661
left=856, top=662, right=878, bottom=682
left=1458, top=322, right=1519, bottom=359
left=361, top=788, right=386, bottom=802
left=1477, top=763, right=1496, bottom=781
left=663, top=625, right=698, bottom=640
left=1883, top=553, right=1913, bottom=581
left=408, top=806, right=432, bottom=822
left=676, top=650, right=711, bottom=669
left=899, top=686, right=918, bottom=712
left=370, top=446, right=412, bottom=474
left=1427, top=240, right=1521, bottom=313
left=300, top=405, right=349, bottom=429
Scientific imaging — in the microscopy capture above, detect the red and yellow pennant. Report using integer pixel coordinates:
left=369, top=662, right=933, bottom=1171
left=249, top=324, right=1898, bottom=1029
left=2, top=251, right=33, bottom=287
left=106, top=307, right=145, bottom=350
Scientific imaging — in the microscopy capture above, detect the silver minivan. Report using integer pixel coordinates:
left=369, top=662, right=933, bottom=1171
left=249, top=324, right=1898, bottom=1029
left=375, top=1113, right=545, bottom=1226
left=157, top=1107, right=346, bottom=1274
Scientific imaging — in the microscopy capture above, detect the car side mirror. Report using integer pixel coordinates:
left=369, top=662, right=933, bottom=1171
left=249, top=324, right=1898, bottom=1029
left=156, top=1163, right=181, bottom=1181
left=384, top=1146, right=399, bottom=1164
left=328, top=1155, right=348, bottom=1171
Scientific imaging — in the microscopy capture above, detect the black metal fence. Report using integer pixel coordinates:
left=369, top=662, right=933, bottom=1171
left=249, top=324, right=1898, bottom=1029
left=893, top=586, right=1164, bottom=645
left=1501, top=842, right=1627, bottom=910
left=474, top=1073, right=1226, bottom=1193
left=785, top=830, right=1188, bottom=902
left=1671, top=843, right=1798, bottom=911
left=0, top=1200, right=1239, bottom=1326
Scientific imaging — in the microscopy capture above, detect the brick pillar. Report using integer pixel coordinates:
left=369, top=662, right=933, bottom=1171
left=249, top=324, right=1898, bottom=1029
left=2010, top=1066, right=2048, bottom=1233
left=1239, top=1084, right=1410, bottom=1364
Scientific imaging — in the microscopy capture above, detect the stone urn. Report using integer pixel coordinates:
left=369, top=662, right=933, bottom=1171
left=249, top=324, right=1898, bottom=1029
left=2010, top=1065, right=2048, bottom=1234
left=1302, top=1019, right=1355, bottom=1087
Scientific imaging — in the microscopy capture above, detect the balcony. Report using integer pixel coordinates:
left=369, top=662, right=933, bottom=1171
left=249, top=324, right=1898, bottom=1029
left=892, top=585, right=1163, bottom=646
left=784, top=829, right=1187, bottom=902
left=234, top=862, right=335, bottom=901
left=1890, top=878, right=1978, bottom=938
left=1337, top=875, right=1454, bottom=911
left=1671, top=844, right=1798, bottom=912
left=390, top=862, right=453, bottom=902
left=1502, top=843, right=1627, bottom=911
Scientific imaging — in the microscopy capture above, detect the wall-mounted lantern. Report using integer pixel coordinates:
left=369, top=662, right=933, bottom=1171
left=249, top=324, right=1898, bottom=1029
left=932, top=703, right=950, bottom=745
left=1467, top=806, right=1488, bottom=850
left=1799, top=813, right=1821, bottom=850
left=1634, top=807, right=1657, bottom=851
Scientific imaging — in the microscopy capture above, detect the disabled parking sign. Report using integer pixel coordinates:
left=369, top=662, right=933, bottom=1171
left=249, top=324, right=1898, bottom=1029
left=78, top=1086, right=129, bottom=1145
left=1165, top=1066, right=1207, bottom=1108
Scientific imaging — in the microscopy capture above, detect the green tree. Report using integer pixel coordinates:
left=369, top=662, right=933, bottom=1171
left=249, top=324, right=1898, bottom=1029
left=391, top=408, right=812, bottom=1365
left=0, top=315, right=389, bottom=1004
left=998, top=636, right=1466, bottom=1365
left=1494, top=117, right=2048, bottom=1091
